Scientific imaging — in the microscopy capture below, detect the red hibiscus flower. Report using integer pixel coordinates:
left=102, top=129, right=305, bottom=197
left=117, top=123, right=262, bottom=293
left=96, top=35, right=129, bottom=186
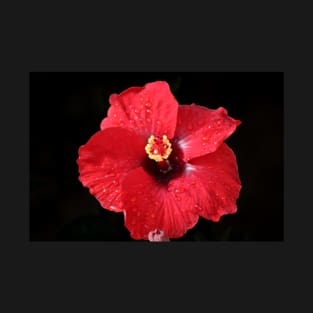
left=77, top=81, right=241, bottom=240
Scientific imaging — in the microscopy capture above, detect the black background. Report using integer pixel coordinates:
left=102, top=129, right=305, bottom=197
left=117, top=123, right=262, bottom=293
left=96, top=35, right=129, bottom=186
left=30, top=72, right=283, bottom=241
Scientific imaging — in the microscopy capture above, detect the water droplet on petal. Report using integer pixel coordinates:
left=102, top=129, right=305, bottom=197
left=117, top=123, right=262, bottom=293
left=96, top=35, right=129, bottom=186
left=175, top=187, right=185, bottom=194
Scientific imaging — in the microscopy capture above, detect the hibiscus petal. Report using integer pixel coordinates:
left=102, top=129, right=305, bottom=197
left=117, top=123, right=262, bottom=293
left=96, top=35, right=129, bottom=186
left=174, top=104, right=241, bottom=161
left=121, top=167, right=199, bottom=240
left=100, top=81, right=178, bottom=139
left=77, top=127, right=146, bottom=212
left=187, top=143, right=242, bottom=222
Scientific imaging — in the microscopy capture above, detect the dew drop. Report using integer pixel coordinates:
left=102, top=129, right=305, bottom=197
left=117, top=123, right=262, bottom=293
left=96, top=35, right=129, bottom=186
left=103, top=188, right=107, bottom=193
left=145, top=102, right=151, bottom=107
left=195, top=204, right=202, bottom=211
left=112, top=113, right=117, bottom=118
left=156, top=120, right=161, bottom=125
left=115, top=189, right=119, bottom=193
left=112, top=180, right=118, bottom=186
left=175, top=187, right=185, bottom=193
left=146, top=109, right=151, bottom=114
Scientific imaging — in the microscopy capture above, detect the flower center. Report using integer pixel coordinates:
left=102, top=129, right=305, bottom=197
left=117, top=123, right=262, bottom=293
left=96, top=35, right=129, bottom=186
left=145, top=135, right=172, bottom=162
left=142, top=138, right=185, bottom=184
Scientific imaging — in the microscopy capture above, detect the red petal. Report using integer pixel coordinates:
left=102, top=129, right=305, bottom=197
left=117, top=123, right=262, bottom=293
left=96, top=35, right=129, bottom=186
left=100, top=81, right=178, bottom=139
left=187, top=143, right=242, bottom=222
left=77, top=128, right=146, bottom=212
left=174, top=105, right=241, bottom=161
left=121, top=167, right=199, bottom=240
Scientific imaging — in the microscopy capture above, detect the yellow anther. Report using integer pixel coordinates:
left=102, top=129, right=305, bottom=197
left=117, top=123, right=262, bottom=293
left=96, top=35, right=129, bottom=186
left=145, top=135, right=172, bottom=162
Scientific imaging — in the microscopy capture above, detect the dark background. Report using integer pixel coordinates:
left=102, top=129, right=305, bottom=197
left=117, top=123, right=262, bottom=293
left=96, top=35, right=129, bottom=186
left=30, top=72, right=283, bottom=241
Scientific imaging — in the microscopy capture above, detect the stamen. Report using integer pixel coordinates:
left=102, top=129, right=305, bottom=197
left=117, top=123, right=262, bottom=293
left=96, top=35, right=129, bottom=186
left=145, top=135, right=172, bottom=162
